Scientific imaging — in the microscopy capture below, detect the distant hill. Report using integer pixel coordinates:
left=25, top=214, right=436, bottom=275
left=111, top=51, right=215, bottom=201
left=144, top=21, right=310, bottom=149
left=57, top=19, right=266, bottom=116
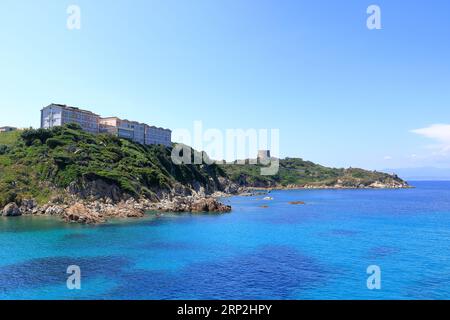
left=223, top=158, right=409, bottom=189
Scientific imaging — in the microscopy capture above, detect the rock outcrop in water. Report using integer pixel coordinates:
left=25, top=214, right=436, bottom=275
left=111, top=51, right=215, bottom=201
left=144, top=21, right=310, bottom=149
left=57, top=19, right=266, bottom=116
left=2, top=203, right=21, bottom=217
left=1, top=194, right=231, bottom=224
left=149, top=196, right=231, bottom=213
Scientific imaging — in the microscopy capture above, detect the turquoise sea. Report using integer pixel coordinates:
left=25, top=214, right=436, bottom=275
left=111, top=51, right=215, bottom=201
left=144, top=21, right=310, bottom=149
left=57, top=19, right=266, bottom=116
left=1, top=181, right=450, bottom=300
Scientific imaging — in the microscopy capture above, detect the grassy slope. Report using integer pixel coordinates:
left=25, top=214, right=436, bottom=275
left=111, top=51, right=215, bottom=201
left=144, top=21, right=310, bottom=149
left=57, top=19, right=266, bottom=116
left=0, top=124, right=226, bottom=207
left=0, top=130, right=21, bottom=146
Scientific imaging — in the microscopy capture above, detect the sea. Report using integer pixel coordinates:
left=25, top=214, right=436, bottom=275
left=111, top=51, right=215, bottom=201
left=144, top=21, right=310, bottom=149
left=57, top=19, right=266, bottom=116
left=1, top=181, right=450, bottom=300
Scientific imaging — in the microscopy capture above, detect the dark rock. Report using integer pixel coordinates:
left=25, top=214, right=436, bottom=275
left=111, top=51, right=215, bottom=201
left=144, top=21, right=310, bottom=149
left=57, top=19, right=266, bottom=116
left=21, top=199, right=37, bottom=210
left=67, top=178, right=123, bottom=202
left=2, top=203, right=22, bottom=217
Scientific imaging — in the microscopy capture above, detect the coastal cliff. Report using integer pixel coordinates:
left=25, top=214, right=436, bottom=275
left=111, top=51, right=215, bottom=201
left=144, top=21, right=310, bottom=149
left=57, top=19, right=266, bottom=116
left=0, top=125, right=408, bottom=223
left=0, top=125, right=234, bottom=223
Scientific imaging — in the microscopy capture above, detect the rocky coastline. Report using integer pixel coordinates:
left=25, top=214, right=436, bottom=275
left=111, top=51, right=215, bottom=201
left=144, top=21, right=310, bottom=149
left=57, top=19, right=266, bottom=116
left=0, top=125, right=412, bottom=224
left=0, top=179, right=411, bottom=224
left=0, top=194, right=232, bottom=224
left=243, top=180, right=411, bottom=191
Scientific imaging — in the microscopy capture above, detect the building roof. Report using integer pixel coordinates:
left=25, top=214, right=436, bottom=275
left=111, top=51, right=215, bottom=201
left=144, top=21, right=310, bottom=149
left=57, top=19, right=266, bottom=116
left=43, top=104, right=171, bottom=132
left=145, top=125, right=172, bottom=132
left=100, top=117, right=171, bottom=132
left=43, top=104, right=100, bottom=116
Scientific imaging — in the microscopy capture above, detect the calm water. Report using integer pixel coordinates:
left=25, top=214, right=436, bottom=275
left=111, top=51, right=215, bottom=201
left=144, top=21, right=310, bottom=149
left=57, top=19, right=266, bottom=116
left=1, top=181, right=450, bottom=300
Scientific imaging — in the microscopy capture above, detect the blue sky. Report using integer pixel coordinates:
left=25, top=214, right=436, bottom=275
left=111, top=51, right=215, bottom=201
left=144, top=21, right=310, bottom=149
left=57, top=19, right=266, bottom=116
left=0, top=0, right=449, bottom=170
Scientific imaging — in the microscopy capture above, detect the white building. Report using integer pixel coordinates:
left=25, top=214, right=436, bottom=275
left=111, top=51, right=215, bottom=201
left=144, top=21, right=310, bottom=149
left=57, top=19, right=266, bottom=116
left=40, top=104, right=172, bottom=147
left=40, top=104, right=100, bottom=135
left=99, top=117, right=146, bottom=145
left=145, top=125, right=172, bottom=147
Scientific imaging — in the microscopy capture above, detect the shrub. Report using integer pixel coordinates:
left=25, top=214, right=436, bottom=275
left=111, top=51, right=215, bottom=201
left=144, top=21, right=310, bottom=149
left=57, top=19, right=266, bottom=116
left=0, top=190, right=18, bottom=208
left=0, top=144, right=9, bottom=155
left=46, top=138, right=65, bottom=149
left=65, top=123, right=83, bottom=131
left=53, top=153, right=74, bottom=168
left=21, top=128, right=54, bottom=146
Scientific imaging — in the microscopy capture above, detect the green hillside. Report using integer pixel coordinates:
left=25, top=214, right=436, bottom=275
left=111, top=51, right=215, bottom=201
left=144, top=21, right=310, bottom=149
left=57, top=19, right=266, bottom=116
left=0, top=125, right=408, bottom=208
left=0, top=130, right=21, bottom=146
left=0, top=124, right=226, bottom=208
left=223, top=157, right=407, bottom=188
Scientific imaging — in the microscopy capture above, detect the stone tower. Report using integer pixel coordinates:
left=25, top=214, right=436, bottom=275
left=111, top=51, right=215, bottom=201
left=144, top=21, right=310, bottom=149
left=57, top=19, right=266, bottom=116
left=258, top=150, right=271, bottom=163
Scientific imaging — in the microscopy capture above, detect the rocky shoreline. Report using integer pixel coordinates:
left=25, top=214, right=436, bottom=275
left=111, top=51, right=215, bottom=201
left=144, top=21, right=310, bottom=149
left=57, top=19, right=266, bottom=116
left=0, top=180, right=410, bottom=224
left=1, top=194, right=232, bottom=224
left=244, top=180, right=411, bottom=191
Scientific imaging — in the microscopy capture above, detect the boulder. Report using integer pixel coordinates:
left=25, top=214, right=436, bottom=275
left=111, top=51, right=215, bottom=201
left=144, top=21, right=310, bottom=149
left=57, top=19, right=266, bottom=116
left=2, top=203, right=22, bottom=217
left=21, top=199, right=37, bottom=210
left=149, top=197, right=231, bottom=213
left=45, top=205, right=65, bottom=216
left=64, top=203, right=105, bottom=224
left=191, top=198, right=231, bottom=213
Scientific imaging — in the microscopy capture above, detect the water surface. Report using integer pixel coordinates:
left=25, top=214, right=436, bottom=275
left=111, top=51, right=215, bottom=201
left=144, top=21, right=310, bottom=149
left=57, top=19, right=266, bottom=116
left=1, top=181, right=450, bottom=299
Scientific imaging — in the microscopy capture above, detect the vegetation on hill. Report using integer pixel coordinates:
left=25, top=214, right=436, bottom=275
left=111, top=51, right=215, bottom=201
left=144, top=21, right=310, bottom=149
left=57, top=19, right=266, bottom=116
left=223, top=157, right=407, bottom=188
left=0, top=124, right=226, bottom=208
left=0, top=130, right=21, bottom=147
left=0, top=124, right=408, bottom=208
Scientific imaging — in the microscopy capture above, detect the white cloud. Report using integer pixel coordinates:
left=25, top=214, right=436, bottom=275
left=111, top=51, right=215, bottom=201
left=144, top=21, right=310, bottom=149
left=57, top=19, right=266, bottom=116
left=411, top=124, right=450, bottom=156
left=383, top=155, right=392, bottom=160
left=412, top=124, right=450, bottom=143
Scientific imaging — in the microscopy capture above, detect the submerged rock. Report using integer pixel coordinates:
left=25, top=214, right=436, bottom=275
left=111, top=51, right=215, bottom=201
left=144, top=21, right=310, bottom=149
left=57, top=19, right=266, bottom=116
left=289, top=201, right=306, bottom=205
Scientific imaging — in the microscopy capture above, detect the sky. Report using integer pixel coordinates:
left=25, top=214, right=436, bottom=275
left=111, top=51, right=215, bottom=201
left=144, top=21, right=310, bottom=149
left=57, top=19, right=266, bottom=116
left=0, top=0, right=449, bottom=170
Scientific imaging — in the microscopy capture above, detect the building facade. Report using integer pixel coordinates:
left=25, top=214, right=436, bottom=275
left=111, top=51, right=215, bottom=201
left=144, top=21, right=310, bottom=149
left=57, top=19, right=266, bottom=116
left=41, top=104, right=100, bottom=134
left=99, top=117, right=146, bottom=145
left=0, top=126, right=17, bottom=133
left=145, top=125, right=172, bottom=147
left=40, top=104, right=172, bottom=147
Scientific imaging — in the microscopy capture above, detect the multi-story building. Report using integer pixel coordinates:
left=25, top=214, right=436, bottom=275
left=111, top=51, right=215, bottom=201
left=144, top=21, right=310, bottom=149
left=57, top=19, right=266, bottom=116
left=145, top=125, right=172, bottom=147
left=99, top=117, right=146, bottom=145
left=40, top=104, right=172, bottom=147
left=40, top=104, right=100, bottom=134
